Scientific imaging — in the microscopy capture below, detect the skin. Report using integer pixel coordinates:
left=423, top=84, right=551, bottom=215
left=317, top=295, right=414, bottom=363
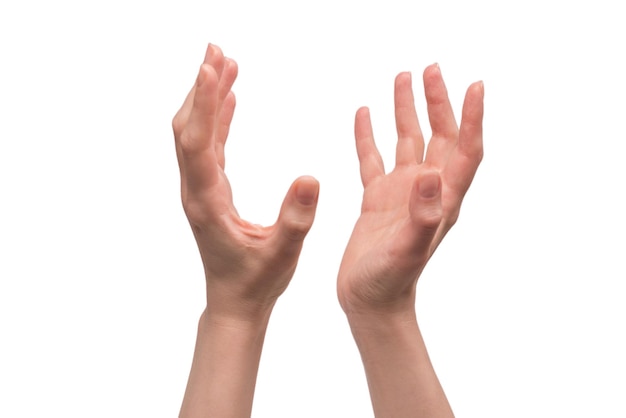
left=173, top=44, right=320, bottom=418
left=172, top=43, right=483, bottom=418
left=338, top=67, right=484, bottom=417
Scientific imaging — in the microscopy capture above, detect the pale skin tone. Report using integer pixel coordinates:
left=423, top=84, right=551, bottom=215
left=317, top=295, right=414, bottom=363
left=173, top=43, right=483, bottom=418
left=338, top=67, right=484, bottom=417
left=173, top=44, right=320, bottom=418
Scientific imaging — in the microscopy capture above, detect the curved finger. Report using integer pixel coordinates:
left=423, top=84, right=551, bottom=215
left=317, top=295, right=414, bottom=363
left=430, top=81, right=484, bottom=247
left=203, top=43, right=225, bottom=79
left=423, top=64, right=459, bottom=169
left=355, top=107, right=385, bottom=187
left=218, top=58, right=238, bottom=102
left=407, top=171, right=443, bottom=263
left=214, top=58, right=239, bottom=169
left=172, top=83, right=199, bottom=178
left=394, top=72, right=425, bottom=166
left=442, top=81, right=484, bottom=202
left=172, top=45, right=229, bottom=163
left=391, top=170, right=443, bottom=270
left=172, top=85, right=196, bottom=136
left=179, top=64, right=221, bottom=193
left=172, top=44, right=227, bottom=137
left=215, top=91, right=236, bottom=169
left=270, top=176, right=320, bottom=259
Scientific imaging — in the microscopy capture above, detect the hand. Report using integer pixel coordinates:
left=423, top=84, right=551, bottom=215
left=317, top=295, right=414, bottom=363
left=337, top=65, right=484, bottom=315
left=172, top=44, right=320, bottom=322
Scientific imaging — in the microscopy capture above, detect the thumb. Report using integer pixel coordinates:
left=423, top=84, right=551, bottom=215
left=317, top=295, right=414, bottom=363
left=271, top=176, right=320, bottom=258
left=407, top=170, right=443, bottom=256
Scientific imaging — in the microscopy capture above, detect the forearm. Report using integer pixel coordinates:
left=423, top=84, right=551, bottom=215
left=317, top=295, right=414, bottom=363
left=348, top=311, right=454, bottom=418
left=179, top=308, right=272, bottom=418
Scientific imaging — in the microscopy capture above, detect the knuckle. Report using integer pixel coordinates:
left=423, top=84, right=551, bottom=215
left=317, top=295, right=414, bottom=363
left=461, top=137, right=484, bottom=161
left=443, top=208, right=460, bottom=232
left=467, top=144, right=484, bottom=162
left=182, top=196, right=209, bottom=227
left=282, top=219, right=311, bottom=242
left=414, top=209, right=443, bottom=237
left=422, top=215, right=443, bottom=233
left=477, top=148, right=485, bottom=163
left=171, top=114, right=185, bottom=137
left=446, top=208, right=460, bottom=228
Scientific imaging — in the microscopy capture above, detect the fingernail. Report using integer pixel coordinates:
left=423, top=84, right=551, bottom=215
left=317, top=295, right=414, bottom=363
left=419, top=172, right=441, bottom=198
left=296, top=181, right=319, bottom=206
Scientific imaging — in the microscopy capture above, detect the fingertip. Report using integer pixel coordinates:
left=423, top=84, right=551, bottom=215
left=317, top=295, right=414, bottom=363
left=395, top=71, right=412, bottom=85
left=462, top=81, right=485, bottom=122
left=468, top=80, right=485, bottom=99
left=223, top=58, right=239, bottom=83
left=422, top=64, right=449, bottom=108
left=423, top=63, right=442, bottom=81
left=204, top=43, right=222, bottom=62
left=203, top=43, right=213, bottom=62
left=197, top=63, right=217, bottom=88
left=225, top=57, right=238, bottom=71
left=297, top=174, right=319, bottom=185
left=424, top=64, right=448, bottom=95
left=458, top=82, right=484, bottom=159
left=203, top=43, right=226, bottom=78
left=417, top=171, right=441, bottom=199
left=203, top=42, right=212, bottom=60
left=295, top=176, right=320, bottom=206
left=273, top=176, right=319, bottom=247
left=356, top=106, right=370, bottom=118
left=355, top=107, right=371, bottom=133
left=396, top=71, right=412, bottom=80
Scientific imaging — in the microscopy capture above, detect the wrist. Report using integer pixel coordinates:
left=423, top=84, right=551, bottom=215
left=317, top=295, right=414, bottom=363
left=346, top=308, right=418, bottom=336
left=339, top=290, right=417, bottom=321
left=204, top=279, right=281, bottom=326
left=337, top=275, right=418, bottom=319
left=201, top=303, right=274, bottom=334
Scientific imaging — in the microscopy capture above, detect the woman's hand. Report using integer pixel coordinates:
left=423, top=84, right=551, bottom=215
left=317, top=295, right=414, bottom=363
left=174, top=44, right=320, bottom=418
left=172, top=44, right=320, bottom=323
left=338, top=65, right=484, bottom=316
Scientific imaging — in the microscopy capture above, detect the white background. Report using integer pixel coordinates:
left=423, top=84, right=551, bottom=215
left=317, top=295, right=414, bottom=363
left=1, top=1, right=625, bottom=417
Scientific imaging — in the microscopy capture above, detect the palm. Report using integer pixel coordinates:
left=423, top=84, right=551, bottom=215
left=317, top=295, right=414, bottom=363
left=341, top=167, right=422, bottom=273
left=338, top=67, right=484, bottom=311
